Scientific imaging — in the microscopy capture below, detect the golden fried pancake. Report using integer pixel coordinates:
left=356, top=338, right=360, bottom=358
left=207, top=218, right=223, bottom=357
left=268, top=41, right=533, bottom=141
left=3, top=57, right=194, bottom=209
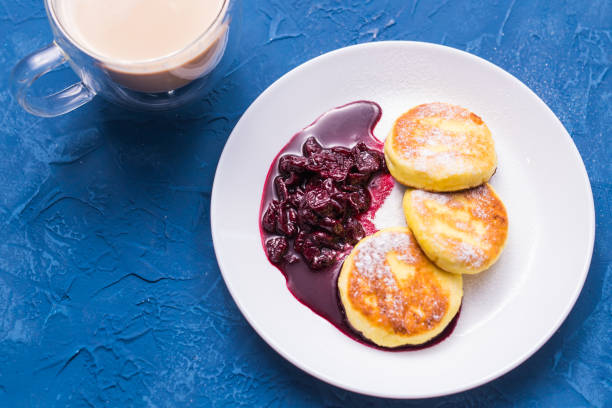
left=338, top=227, right=462, bottom=347
left=403, top=184, right=508, bottom=275
left=384, top=103, right=497, bottom=191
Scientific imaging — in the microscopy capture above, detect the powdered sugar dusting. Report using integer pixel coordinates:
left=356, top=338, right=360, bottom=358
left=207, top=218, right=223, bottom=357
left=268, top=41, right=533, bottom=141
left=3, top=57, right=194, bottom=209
left=412, top=189, right=451, bottom=205
left=392, top=103, right=491, bottom=176
left=398, top=126, right=473, bottom=174
left=354, top=231, right=416, bottom=282
left=466, top=185, right=496, bottom=220
left=455, top=241, right=486, bottom=268
left=471, top=204, right=489, bottom=219
left=411, top=102, right=471, bottom=120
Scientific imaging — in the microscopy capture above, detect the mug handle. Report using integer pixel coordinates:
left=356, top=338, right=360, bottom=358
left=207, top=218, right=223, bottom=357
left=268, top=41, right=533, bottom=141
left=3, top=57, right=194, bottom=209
left=11, top=42, right=96, bottom=117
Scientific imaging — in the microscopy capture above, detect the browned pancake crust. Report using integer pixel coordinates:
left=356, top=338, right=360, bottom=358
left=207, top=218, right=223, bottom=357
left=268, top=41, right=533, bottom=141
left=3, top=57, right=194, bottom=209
left=385, top=102, right=497, bottom=191
left=346, top=230, right=450, bottom=336
left=407, top=184, right=508, bottom=272
left=390, top=103, right=491, bottom=165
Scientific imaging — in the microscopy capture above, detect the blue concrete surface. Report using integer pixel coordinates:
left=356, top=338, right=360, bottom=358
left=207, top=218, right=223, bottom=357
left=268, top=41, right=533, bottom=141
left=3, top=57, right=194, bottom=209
left=0, top=0, right=610, bottom=406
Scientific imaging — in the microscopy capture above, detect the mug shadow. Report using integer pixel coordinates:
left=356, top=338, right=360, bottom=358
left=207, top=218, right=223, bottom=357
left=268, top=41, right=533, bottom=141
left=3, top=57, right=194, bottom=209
left=19, top=58, right=249, bottom=293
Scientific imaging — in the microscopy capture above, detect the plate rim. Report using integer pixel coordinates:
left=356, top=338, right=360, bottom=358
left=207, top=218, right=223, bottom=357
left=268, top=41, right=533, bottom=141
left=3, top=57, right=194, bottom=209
left=210, top=40, right=595, bottom=399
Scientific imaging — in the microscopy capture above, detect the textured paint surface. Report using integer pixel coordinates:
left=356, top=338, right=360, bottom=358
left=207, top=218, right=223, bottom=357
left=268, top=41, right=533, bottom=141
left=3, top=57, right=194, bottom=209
left=0, top=0, right=610, bottom=406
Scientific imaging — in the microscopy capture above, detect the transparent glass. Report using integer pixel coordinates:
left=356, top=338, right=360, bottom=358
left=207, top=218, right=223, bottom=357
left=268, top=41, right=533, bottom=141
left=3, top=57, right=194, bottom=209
left=11, top=0, right=240, bottom=117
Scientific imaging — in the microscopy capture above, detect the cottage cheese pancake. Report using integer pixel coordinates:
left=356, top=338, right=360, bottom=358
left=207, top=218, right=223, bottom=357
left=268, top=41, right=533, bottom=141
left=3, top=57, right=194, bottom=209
left=338, top=227, right=462, bottom=348
left=403, top=184, right=508, bottom=275
left=384, top=103, right=497, bottom=191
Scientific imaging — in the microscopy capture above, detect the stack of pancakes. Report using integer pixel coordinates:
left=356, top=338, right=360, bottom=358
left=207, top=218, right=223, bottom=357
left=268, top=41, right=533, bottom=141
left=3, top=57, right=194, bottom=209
left=338, top=103, right=508, bottom=348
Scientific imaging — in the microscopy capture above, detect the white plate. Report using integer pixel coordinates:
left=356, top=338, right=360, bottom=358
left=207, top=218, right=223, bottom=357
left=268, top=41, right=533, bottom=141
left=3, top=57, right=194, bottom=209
left=210, top=41, right=595, bottom=398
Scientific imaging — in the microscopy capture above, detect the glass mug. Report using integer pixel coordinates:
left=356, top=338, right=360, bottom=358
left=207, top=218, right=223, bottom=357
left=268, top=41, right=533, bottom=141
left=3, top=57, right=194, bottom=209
left=11, top=0, right=239, bottom=117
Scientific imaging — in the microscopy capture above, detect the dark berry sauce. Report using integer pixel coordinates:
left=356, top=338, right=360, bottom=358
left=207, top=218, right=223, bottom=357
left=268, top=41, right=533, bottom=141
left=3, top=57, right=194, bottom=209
left=259, top=101, right=459, bottom=350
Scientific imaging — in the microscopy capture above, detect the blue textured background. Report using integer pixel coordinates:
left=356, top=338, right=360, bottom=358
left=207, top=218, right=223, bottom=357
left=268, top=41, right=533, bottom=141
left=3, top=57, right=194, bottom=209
left=1, top=0, right=610, bottom=406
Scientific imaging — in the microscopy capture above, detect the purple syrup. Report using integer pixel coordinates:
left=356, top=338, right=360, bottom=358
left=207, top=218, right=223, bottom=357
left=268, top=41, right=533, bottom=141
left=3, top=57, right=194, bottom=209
left=259, top=101, right=459, bottom=350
